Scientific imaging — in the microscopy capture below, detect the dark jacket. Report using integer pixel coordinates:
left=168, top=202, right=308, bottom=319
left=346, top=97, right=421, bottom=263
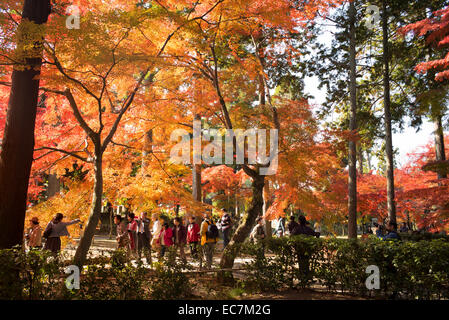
left=287, top=221, right=299, bottom=235
left=382, top=231, right=401, bottom=241
left=173, top=224, right=187, bottom=244
left=138, top=217, right=151, bottom=240
left=292, top=224, right=319, bottom=238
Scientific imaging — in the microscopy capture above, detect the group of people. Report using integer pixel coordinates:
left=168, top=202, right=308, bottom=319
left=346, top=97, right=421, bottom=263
left=283, top=215, right=321, bottom=238
left=373, top=221, right=401, bottom=240
left=25, top=211, right=323, bottom=264
left=24, top=213, right=81, bottom=254
left=114, top=210, right=232, bottom=269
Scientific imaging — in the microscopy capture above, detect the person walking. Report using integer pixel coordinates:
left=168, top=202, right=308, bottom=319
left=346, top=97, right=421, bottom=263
left=200, top=211, right=218, bottom=269
left=137, top=212, right=152, bottom=263
left=151, top=213, right=162, bottom=250
left=26, top=217, right=42, bottom=249
left=291, top=215, right=318, bottom=283
left=127, top=213, right=138, bottom=257
left=173, top=217, right=187, bottom=263
left=43, top=213, right=80, bottom=254
left=187, top=216, right=200, bottom=259
left=277, top=216, right=286, bottom=237
left=159, top=222, right=173, bottom=259
left=114, top=215, right=129, bottom=252
left=220, top=212, right=232, bottom=248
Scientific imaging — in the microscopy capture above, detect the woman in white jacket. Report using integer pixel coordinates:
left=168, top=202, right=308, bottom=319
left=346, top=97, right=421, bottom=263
left=150, top=213, right=162, bottom=249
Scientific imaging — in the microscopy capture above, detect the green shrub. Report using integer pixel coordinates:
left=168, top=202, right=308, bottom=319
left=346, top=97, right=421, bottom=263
left=0, top=247, right=63, bottom=300
left=72, top=250, right=149, bottom=300
left=149, top=248, right=192, bottom=299
left=241, top=242, right=286, bottom=292
left=242, top=237, right=449, bottom=299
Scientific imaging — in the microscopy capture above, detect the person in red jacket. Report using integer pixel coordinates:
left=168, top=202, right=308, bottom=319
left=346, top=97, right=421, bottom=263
left=187, top=216, right=201, bottom=259
left=127, top=213, right=138, bottom=257
left=158, top=222, right=173, bottom=259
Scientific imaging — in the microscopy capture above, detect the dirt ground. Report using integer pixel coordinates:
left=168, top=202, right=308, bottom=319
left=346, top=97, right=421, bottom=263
left=245, top=289, right=366, bottom=300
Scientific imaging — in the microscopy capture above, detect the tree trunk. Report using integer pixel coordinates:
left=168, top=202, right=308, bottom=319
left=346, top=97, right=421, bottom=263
left=234, top=193, right=239, bottom=217
left=46, top=173, right=60, bottom=198
left=263, top=182, right=272, bottom=239
left=434, top=114, right=447, bottom=179
left=141, top=129, right=153, bottom=172
left=192, top=114, right=202, bottom=202
left=347, top=1, right=358, bottom=239
left=357, top=145, right=364, bottom=174
left=220, top=175, right=264, bottom=271
left=366, top=150, right=372, bottom=172
left=0, top=0, right=51, bottom=249
left=73, top=150, right=103, bottom=267
left=382, top=0, right=396, bottom=224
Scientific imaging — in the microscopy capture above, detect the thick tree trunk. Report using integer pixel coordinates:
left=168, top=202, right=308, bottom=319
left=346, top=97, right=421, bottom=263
left=220, top=174, right=264, bottom=271
left=434, top=114, right=447, bottom=179
left=263, top=182, right=272, bottom=239
left=0, top=0, right=51, bottom=249
left=73, top=151, right=103, bottom=267
left=259, top=75, right=266, bottom=106
left=347, top=1, right=358, bottom=239
left=382, top=0, right=396, bottom=224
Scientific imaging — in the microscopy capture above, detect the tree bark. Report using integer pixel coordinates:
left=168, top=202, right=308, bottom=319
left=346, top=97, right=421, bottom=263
left=357, top=145, right=364, bottom=174
left=46, top=173, right=60, bottom=198
left=220, top=175, right=264, bottom=272
left=382, top=0, right=396, bottom=224
left=434, top=114, right=447, bottom=179
left=347, top=0, right=358, bottom=239
left=192, top=114, right=202, bottom=202
left=0, top=0, right=52, bottom=249
left=366, top=150, right=372, bottom=172
left=141, top=128, right=153, bottom=172
left=73, top=149, right=103, bottom=267
left=263, top=181, right=272, bottom=239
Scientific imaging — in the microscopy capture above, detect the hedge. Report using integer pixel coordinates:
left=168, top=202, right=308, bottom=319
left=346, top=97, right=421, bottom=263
left=2, top=237, right=449, bottom=300
left=241, top=236, right=449, bottom=299
left=0, top=247, right=192, bottom=300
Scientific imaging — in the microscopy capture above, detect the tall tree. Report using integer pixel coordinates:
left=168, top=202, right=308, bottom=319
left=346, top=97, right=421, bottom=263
left=382, top=0, right=397, bottom=224
left=0, top=0, right=52, bottom=249
left=347, top=0, right=358, bottom=239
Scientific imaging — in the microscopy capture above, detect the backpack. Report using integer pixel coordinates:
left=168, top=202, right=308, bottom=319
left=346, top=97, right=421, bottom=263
left=206, top=221, right=219, bottom=239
